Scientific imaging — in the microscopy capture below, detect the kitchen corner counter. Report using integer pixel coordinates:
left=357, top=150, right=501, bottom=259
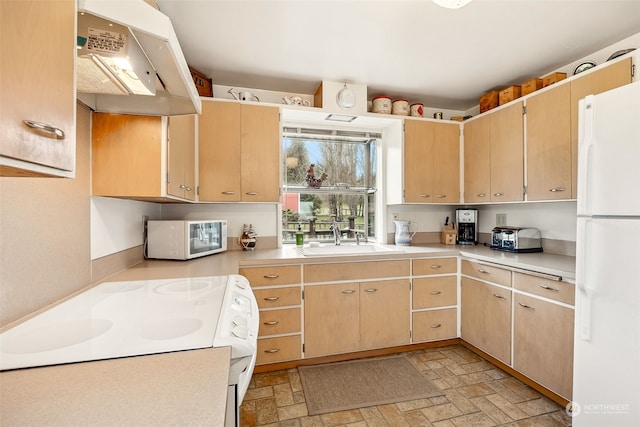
left=0, top=346, right=231, bottom=426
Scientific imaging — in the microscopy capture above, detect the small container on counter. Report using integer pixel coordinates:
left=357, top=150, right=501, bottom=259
left=410, top=103, right=424, bottom=117
left=295, top=225, right=304, bottom=246
left=372, top=96, right=392, bottom=114
left=392, top=99, right=409, bottom=116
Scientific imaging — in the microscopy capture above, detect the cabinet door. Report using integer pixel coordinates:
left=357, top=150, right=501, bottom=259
left=433, top=122, right=460, bottom=203
left=525, top=84, right=571, bottom=201
left=491, top=102, right=524, bottom=202
left=240, top=104, right=280, bottom=202
left=514, top=293, right=574, bottom=399
left=570, top=58, right=633, bottom=198
left=360, top=280, right=410, bottom=350
left=304, top=283, right=359, bottom=357
left=92, top=114, right=163, bottom=197
left=461, top=277, right=511, bottom=364
left=404, top=120, right=435, bottom=202
left=0, top=0, right=75, bottom=175
left=463, top=116, right=491, bottom=203
left=167, top=115, right=196, bottom=201
left=198, top=101, right=241, bottom=201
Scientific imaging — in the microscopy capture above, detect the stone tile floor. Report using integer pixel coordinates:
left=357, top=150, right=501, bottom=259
left=240, top=344, right=572, bottom=426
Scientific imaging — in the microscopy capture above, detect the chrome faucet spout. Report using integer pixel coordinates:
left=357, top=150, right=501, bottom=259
left=330, top=221, right=341, bottom=246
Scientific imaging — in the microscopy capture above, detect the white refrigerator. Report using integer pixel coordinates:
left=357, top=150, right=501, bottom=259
left=574, top=81, right=640, bottom=426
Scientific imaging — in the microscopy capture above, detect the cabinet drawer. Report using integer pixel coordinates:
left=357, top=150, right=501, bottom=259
left=412, top=309, right=457, bottom=342
left=304, top=260, right=409, bottom=283
left=256, top=335, right=301, bottom=365
left=253, top=286, right=301, bottom=309
left=513, top=272, right=574, bottom=305
left=461, top=259, right=511, bottom=287
left=258, top=308, right=301, bottom=336
left=413, top=257, right=457, bottom=275
left=413, top=276, right=457, bottom=309
left=239, top=265, right=300, bottom=286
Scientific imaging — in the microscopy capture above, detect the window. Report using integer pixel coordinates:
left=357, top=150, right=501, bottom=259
left=282, top=127, right=380, bottom=244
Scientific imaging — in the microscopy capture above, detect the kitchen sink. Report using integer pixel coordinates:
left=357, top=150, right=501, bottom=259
left=294, top=243, right=404, bottom=257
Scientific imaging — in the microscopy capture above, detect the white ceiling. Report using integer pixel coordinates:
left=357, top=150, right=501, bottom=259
left=156, top=0, right=640, bottom=110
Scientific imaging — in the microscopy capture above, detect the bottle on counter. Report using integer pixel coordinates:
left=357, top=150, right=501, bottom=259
left=296, top=225, right=304, bottom=246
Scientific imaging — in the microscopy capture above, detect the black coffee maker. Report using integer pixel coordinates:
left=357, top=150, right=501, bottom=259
left=456, top=208, right=478, bottom=245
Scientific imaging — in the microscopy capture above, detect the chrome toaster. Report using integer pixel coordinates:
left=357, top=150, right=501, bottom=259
left=491, top=226, right=543, bottom=253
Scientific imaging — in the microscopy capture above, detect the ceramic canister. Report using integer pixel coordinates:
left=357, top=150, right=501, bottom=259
left=372, top=96, right=392, bottom=114
left=410, top=103, right=424, bottom=117
left=392, top=99, right=409, bottom=116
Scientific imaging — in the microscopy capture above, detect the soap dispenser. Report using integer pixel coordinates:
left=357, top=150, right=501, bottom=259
left=296, top=225, right=304, bottom=246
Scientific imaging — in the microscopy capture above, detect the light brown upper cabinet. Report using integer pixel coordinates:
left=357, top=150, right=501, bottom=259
left=199, top=101, right=280, bottom=202
left=0, top=0, right=76, bottom=177
left=404, top=120, right=460, bottom=203
left=525, top=83, right=572, bottom=201
left=569, top=58, right=633, bottom=198
left=92, top=113, right=197, bottom=202
left=464, top=102, right=524, bottom=203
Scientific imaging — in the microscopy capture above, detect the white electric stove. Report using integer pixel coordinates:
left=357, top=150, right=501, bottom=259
left=0, top=275, right=258, bottom=426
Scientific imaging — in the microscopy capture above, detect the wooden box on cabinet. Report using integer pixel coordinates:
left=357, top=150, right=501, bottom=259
left=521, top=77, right=543, bottom=95
left=542, top=72, right=567, bottom=87
left=499, top=86, right=521, bottom=105
left=189, top=67, right=212, bottom=97
left=479, top=91, right=499, bottom=113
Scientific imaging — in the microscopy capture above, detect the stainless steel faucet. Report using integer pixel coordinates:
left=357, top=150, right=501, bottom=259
left=349, top=229, right=367, bottom=245
left=330, top=221, right=341, bottom=246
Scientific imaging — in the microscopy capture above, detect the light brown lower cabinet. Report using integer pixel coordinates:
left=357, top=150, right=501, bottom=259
left=461, top=277, right=512, bottom=364
left=304, top=279, right=410, bottom=358
left=257, top=335, right=302, bottom=365
left=513, top=293, right=574, bottom=399
left=412, top=308, right=457, bottom=342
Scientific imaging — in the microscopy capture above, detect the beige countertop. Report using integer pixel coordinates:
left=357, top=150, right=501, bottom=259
left=106, top=243, right=575, bottom=283
left=0, top=346, right=231, bottom=426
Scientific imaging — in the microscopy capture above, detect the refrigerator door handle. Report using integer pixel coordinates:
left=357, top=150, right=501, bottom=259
left=576, top=218, right=592, bottom=341
left=577, top=97, right=595, bottom=216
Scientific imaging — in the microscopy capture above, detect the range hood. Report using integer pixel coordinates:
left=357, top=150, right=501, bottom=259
left=76, top=0, right=201, bottom=116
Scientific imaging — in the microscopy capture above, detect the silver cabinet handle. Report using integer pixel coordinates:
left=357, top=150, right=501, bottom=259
left=493, top=293, right=506, bottom=299
left=519, top=302, right=535, bottom=309
left=430, top=324, right=442, bottom=329
left=549, top=188, right=565, bottom=192
left=363, top=288, right=377, bottom=293
left=477, top=193, right=486, bottom=198
left=221, top=191, right=236, bottom=195
left=436, top=194, right=446, bottom=198
left=430, top=264, right=442, bottom=269
left=493, top=192, right=504, bottom=197
left=245, top=192, right=259, bottom=196
left=263, top=296, right=279, bottom=301
left=430, top=290, right=442, bottom=295
left=263, top=321, right=279, bottom=326
left=342, top=289, right=356, bottom=294
left=263, top=275, right=279, bottom=279
left=264, top=349, right=280, bottom=353
left=477, top=269, right=490, bottom=274
left=179, top=185, right=193, bottom=191
left=538, top=284, right=559, bottom=292
left=23, top=120, right=65, bottom=139
left=419, top=194, right=431, bottom=198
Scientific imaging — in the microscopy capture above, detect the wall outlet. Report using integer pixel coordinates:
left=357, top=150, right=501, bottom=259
left=392, top=213, right=399, bottom=220
left=496, top=213, right=507, bottom=226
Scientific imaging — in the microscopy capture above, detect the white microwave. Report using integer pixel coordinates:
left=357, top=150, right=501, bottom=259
left=146, top=220, right=227, bottom=260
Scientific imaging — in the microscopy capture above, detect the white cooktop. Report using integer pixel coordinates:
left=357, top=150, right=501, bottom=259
left=0, top=276, right=230, bottom=371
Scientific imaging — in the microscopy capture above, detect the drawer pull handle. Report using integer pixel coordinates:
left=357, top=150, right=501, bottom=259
left=364, top=288, right=378, bottom=293
left=263, top=275, right=280, bottom=279
left=519, top=302, right=535, bottom=310
left=477, top=269, right=490, bottom=274
left=493, top=293, right=506, bottom=300
left=430, top=265, right=442, bottom=269
left=221, top=191, right=236, bottom=195
left=245, top=191, right=259, bottom=196
left=538, top=284, right=559, bottom=292
left=263, top=296, right=279, bottom=301
left=342, top=289, right=356, bottom=294
left=549, top=187, right=565, bottom=192
left=419, top=194, right=431, bottom=198
left=264, top=349, right=280, bottom=353
left=493, top=192, right=504, bottom=197
left=264, top=321, right=279, bottom=326
left=430, top=324, right=442, bottom=329
left=430, top=290, right=442, bottom=295
left=477, top=193, right=486, bottom=198
left=436, top=194, right=446, bottom=198
left=23, top=120, right=66, bottom=139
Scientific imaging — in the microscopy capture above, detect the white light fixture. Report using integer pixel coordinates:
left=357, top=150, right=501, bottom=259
left=325, top=114, right=357, bottom=123
left=433, top=0, right=472, bottom=9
